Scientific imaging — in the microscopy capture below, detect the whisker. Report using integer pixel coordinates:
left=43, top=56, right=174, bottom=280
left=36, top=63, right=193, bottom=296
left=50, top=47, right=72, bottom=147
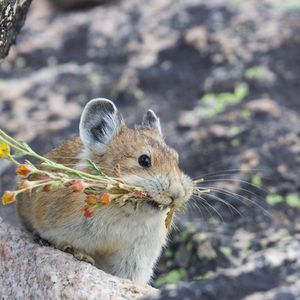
left=191, top=197, right=213, bottom=219
left=201, top=193, right=243, bottom=217
left=187, top=201, right=202, bottom=218
left=200, top=178, right=269, bottom=194
left=192, top=167, right=266, bottom=179
left=200, top=186, right=272, bottom=219
left=197, top=195, right=224, bottom=223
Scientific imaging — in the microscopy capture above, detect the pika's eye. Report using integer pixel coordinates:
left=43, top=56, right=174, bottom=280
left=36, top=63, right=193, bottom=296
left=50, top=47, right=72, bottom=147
left=138, top=154, right=151, bottom=168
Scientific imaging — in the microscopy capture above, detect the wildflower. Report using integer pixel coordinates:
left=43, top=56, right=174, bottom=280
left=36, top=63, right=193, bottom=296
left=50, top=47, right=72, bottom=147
left=99, top=192, right=111, bottom=205
left=85, top=194, right=98, bottom=205
left=17, top=180, right=31, bottom=191
left=135, top=191, right=146, bottom=198
left=0, top=142, right=10, bottom=158
left=2, top=191, right=17, bottom=204
left=43, top=184, right=52, bottom=192
left=16, top=164, right=32, bottom=178
left=69, top=179, right=86, bottom=192
left=82, top=207, right=93, bottom=218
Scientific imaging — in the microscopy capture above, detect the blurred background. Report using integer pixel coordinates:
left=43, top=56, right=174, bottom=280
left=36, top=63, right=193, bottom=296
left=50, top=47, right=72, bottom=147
left=0, top=0, right=299, bottom=299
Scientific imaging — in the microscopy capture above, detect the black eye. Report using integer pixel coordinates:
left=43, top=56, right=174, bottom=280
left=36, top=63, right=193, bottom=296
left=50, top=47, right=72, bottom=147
left=138, top=154, right=151, bottom=168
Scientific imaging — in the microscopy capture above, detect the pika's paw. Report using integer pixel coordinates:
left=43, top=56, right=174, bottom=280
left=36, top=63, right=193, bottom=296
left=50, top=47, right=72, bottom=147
left=33, top=232, right=52, bottom=247
left=62, top=245, right=95, bottom=265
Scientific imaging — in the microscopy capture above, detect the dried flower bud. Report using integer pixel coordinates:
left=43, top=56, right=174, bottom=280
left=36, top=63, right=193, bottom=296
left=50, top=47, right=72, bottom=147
left=16, top=164, right=32, bottom=178
left=43, top=184, right=52, bottom=192
left=85, top=194, right=98, bottom=205
left=69, top=179, right=86, bottom=192
left=99, top=192, right=111, bottom=205
left=2, top=191, right=17, bottom=204
left=17, top=180, right=31, bottom=192
left=82, top=207, right=93, bottom=218
left=0, top=142, right=10, bottom=158
left=135, top=191, right=147, bottom=198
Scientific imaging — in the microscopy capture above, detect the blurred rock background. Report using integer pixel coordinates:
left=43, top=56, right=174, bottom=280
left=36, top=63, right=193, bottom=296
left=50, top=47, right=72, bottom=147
left=0, top=0, right=299, bottom=299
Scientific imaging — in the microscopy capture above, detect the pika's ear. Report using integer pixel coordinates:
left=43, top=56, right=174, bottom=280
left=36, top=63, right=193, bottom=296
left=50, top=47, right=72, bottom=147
left=142, top=109, right=162, bottom=135
left=79, top=98, right=124, bottom=152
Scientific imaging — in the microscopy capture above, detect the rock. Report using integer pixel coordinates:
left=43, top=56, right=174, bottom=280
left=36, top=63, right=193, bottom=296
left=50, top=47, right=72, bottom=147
left=0, top=218, right=157, bottom=299
left=48, top=0, right=106, bottom=10
left=245, top=99, right=281, bottom=118
left=0, top=0, right=32, bottom=59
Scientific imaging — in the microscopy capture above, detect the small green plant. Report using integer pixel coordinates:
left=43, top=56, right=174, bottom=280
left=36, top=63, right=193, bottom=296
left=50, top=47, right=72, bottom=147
left=286, top=194, right=300, bottom=207
left=245, top=66, right=275, bottom=82
left=208, top=217, right=221, bottom=225
left=219, top=246, right=232, bottom=256
left=242, top=240, right=251, bottom=252
left=193, top=233, right=208, bottom=242
left=231, top=139, right=240, bottom=147
left=163, top=249, right=173, bottom=258
left=154, top=269, right=187, bottom=286
left=229, top=126, right=241, bottom=137
left=266, top=193, right=300, bottom=207
left=266, top=194, right=284, bottom=206
left=281, top=234, right=293, bottom=242
left=194, top=272, right=214, bottom=281
left=242, top=109, right=252, bottom=120
left=200, top=83, right=249, bottom=118
left=251, top=176, right=263, bottom=187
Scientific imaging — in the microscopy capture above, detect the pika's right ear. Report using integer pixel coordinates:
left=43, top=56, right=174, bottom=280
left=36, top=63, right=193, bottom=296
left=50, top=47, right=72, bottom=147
left=79, top=98, right=124, bottom=152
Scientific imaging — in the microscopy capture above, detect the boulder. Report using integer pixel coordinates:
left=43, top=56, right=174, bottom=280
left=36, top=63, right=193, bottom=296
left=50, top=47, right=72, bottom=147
left=0, top=217, right=157, bottom=299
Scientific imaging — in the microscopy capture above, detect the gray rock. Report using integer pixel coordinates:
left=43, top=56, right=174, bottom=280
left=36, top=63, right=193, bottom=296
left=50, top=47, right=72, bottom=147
left=0, top=217, right=157, bottom=300
left=0, top=0, right=32, bottom=59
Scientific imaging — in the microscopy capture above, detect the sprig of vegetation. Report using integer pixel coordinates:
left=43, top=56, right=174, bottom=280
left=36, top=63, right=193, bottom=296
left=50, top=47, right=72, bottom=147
left=0, top=130, right=208, bottom=228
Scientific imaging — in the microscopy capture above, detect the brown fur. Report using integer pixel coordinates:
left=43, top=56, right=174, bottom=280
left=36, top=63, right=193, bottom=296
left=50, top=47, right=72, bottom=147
left=17, top=126, right=182, bottom=233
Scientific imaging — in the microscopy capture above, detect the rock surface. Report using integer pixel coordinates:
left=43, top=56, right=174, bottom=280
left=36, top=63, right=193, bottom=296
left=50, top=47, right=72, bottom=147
left=0, top=0, right=32, bottom=59
left=0, top=218, right=157, bottom=300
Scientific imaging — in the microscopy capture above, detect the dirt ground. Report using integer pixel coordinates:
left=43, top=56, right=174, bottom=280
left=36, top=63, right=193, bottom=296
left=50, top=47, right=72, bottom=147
left=0, top=0, right=299, bottom=299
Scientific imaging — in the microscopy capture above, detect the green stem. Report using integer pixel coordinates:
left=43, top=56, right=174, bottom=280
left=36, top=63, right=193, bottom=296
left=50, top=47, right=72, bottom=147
left=0, top=130, right=26, bottom=153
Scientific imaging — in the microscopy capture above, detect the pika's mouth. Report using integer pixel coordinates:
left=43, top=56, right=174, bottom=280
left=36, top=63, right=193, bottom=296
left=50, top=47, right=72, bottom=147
left=146, top=200, right=169, bottom=210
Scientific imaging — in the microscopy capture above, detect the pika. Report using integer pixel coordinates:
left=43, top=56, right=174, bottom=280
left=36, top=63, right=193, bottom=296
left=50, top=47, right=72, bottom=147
left=17, top=99, right=193, bottom=285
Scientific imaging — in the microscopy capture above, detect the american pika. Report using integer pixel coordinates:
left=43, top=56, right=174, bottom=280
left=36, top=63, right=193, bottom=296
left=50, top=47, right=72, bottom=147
left=17, top=98, right=193, bottom=284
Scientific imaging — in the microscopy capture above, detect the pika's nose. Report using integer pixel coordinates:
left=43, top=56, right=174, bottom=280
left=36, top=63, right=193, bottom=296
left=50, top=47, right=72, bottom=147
left=170, top=188, right=183, bottom=203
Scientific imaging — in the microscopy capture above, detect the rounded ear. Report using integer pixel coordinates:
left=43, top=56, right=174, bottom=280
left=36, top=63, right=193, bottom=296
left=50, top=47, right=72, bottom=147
left=142, top=109, right=162, bottom=135
left=79, top=98, right=124, bottom=152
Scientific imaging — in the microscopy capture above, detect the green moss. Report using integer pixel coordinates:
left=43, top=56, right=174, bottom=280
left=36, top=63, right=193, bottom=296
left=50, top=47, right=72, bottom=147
left=154, top=269, right=187, bottom=286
